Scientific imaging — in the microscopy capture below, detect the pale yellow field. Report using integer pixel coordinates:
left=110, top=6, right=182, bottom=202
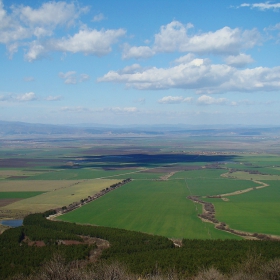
left=222, top=171, right=280, bottom=181
left=2, top=179, right=120, bottom=212
left=0, top=180, right=85, bottom=191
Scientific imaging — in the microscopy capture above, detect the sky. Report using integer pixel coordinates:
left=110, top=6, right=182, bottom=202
left=1, top=0, right=280, bottom=126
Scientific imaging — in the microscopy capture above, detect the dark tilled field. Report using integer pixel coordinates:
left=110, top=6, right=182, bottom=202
left=0, top=199, right=22, bottom=207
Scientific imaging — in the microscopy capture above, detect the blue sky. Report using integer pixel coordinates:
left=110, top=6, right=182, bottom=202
left=1, top=0, right=280, bottom=126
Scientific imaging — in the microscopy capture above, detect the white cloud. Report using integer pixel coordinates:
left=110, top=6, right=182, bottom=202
left=0, top=1, right=124, bottom=60
left=240, top=2, right=280, bottom=11
left=25, top=27, right=126, bottom=61
left=92, top=13, right=105, bottom=22
left=0, top=1, right=87, bottom=46
left=60, top=106, right=138, bottom=114
left=59, top=71, right=90, bottom=84
left=59, top=71, right=77, bottom=84
left=53, top=28, right=125, bottom=55
left=155, top=22, right=260, bottom=54
left=197, top=95, right=228, bottom=105
left=98, top=58, right=280, bottom=93
left=61, top=106, right=90, bottom=112
left=45, top=95, right=62, bottom=101
left=174, top=53, right=196, bottom=64
left=154, top=21, right=194, bottom=53
left=0, top=92, right=38, bottom=102
left=123, top=21, right=261, bottom=59
left=24, top=41, right=48, bottom=61
left=14, top=1, right=87, bottom=27
left=158, top=96, right=193, bottom=104
left=122, top=44, right=155, bottom=59
left=225, top=53, right=254, bottom=67
left=15, top=92, right=37, bottom=102
left=108, top=107, right=138, bottom=113
left=120, top=64, right=142, bottom=74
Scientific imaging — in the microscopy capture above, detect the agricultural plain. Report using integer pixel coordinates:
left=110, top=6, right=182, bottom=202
left=59, top=179, right=241, bottom=239
left=0, top=133, right=280, bottom=239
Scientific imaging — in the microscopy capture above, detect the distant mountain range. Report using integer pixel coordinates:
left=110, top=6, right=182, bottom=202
left=0, top=120, right=280, bottom=137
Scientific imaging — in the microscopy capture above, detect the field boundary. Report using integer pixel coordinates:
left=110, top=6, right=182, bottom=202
left=188, top=192, right=280, bottom=241
left=205, top=180, right=269, bottom=198
left=49, top=178, right=132, bottom=220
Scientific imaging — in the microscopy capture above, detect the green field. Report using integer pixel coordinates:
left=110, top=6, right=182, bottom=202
left=209, top=180, right=280, bottom=236
left=170, top=169, right=228, bottom=179
left=186, top=178, right=259, bottom=196
left=0, top=192, right=44, bottom=199
left=223, top=171, right=280, bottom=181
left=59, top=180, right=241, bottom=239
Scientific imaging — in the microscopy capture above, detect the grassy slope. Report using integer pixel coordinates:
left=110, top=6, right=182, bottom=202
left=59, top=180, right=241, bottom=240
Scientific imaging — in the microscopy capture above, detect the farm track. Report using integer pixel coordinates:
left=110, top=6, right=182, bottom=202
left=203, top=180, right=269, bottom=199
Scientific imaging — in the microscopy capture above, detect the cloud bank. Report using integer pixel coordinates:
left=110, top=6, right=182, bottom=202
left=0, top=0, right=126, bottom=61
left=122, top=21, right=261, bottom=59
left=98, top=57, right=280, bottom=93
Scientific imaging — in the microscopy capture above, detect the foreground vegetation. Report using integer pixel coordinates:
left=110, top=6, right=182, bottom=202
left=2, top=212, right=280, bottom=279
left=8, top=254, right=280, bottom=280
left=0, top=212, right=280, bottom=279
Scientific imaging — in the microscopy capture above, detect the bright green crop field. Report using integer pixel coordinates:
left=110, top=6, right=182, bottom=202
left=59, top=180, right=241, bottom=240
left=170, top=169, right=227, bottom=179
left=210, top=180, right=280, bottom=236
left=186, top=178, right=259, bottom=196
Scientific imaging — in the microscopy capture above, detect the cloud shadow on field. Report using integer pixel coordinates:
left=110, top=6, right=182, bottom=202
left=59, top=153, right=239, bottom=169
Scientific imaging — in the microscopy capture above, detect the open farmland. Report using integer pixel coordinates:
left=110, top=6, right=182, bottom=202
left=0, top=179, right=92, bottom=192
left=0, top=134, right=280, bottom=239
left=208, top=180, right=280, bottom=236
left=59, top=179, right=241, bottom=239
left=0, top=191, right=44, bottom=199
left=2, top=179, right=119, bottom=212
left=223, top=170, right=280, bottom=181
